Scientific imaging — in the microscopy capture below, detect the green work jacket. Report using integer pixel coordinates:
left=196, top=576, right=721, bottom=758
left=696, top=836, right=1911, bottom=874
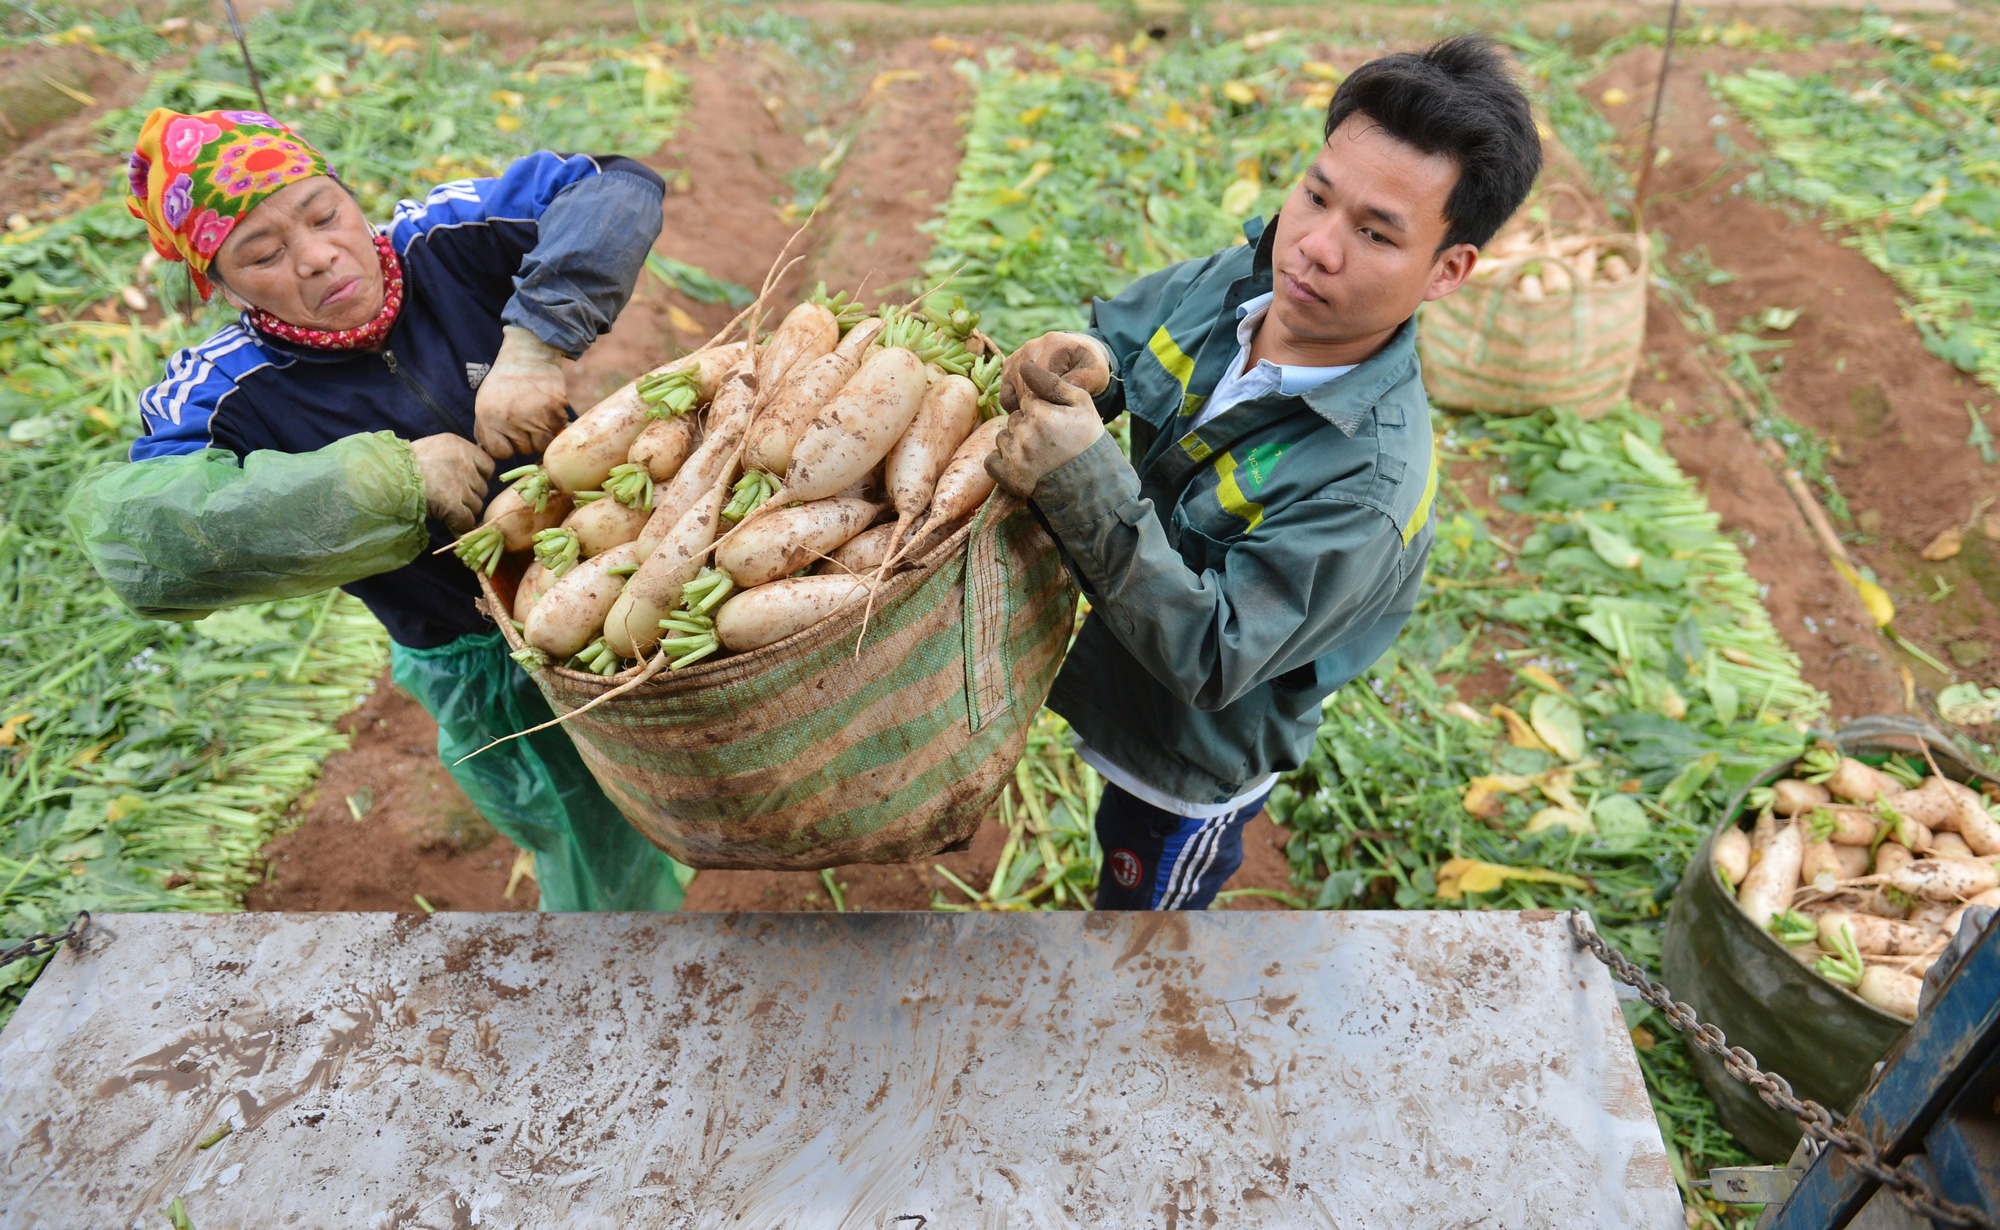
left=1037, top=216, right=1437, bottom=806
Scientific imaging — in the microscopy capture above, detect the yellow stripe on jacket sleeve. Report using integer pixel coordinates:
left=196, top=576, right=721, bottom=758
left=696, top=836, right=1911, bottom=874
left=1403, top=456, right=1438, bottom=546
left=1147, top=325, right=1195, bottom=390
left=1213, top=452, right=1265, bottom=532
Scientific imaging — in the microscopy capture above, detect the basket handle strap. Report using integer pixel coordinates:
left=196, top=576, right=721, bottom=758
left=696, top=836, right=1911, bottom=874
left=962, top=491, right=1019, bottom=733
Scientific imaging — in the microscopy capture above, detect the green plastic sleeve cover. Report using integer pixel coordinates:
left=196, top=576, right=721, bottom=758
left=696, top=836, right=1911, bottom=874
left=64, top=431, right=428, bottom=620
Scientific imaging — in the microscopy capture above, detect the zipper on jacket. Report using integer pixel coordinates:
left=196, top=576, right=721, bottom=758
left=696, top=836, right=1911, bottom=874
left=382, top=349, right=461, bottom=438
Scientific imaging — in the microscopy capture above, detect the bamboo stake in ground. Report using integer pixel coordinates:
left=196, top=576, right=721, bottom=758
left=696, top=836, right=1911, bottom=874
left=1631, top=0, right=1683, bottom=231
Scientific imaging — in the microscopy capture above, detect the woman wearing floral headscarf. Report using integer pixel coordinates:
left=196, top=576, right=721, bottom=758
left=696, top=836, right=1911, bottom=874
left=68, top=108, right=686, bottom=913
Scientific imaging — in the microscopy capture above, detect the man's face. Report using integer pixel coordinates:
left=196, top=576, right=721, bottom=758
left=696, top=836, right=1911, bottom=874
left=1268, top=115, right=1478, bottom=348
left=212, top=176, right=383, bottom=331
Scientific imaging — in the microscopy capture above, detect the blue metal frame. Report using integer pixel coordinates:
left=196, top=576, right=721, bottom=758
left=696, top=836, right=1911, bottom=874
left=1770, top=919, right=2000, bottom=1229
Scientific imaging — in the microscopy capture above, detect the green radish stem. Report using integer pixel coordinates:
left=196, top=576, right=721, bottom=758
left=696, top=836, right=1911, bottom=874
left=574, top=489, right=607, bottom=505
left=1881, top=757, right=1923, bottom=789
left=1745, top=786, right=1775, bottom=813
left=723, top=471, right=780, bottom=523
left=1800, top=748, right=1840, bottom=781
left=921, top=293, right=980, bottom=341
left=499, top=464, right=555, bottom=512
left=808, top=282, right=872, bottom=333
left=451, top=524, right=507, bottom=575
left=1768, top=910, right=1816, bottom=946
left=680, top=567, right=735, bottom=615
left=570, top=637, right=621, bottom=675
left=604, top=463, right=655, bottom=511
left=1814, top=921, right=1865, bottom=987
left=637, top=366, right=700, bottom=418
left=534, top=527, right=581, bottom=576
left=510, top=645, right=549, bottom=671
left=658, top=612, right=720, bottom=669
left=969, top=354, right=1004, bottom=417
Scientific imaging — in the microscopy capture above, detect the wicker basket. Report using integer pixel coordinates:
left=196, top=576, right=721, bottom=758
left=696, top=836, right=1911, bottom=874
left=1419, top=186, right=1649, bottom=419
left=479, top=490, right=1075, bottom=871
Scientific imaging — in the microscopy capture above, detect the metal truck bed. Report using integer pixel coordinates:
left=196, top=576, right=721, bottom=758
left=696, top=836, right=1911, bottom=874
left=0, top=909, right=1680, bottom=1228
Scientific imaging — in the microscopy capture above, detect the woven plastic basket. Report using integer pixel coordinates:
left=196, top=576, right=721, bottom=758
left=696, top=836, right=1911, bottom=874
left=480, top=490, right=1075, bottom=870
left=1419, top=186, right=1649, bottom=419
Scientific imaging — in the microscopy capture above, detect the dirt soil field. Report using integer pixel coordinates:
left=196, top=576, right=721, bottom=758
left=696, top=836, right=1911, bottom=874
left=1583, top=44, right=1997, bottom=726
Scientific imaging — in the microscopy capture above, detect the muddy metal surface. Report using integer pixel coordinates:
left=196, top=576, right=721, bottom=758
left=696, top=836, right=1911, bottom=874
left=0, top=911, right=1678, bottom=1228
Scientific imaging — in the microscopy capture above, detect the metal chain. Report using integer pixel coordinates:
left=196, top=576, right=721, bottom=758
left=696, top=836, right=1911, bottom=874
left=0, top=911, right=89, bottom=970
left=1566, top=909, right=1998, bottom=1230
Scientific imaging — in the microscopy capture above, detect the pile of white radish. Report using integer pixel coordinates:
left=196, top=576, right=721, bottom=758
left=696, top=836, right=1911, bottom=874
left=1715, top=747, right=2000, bottom=1021
left=1468, top=229, right=1638, bottom=302
left=449, top=286, right=1009, bottom=678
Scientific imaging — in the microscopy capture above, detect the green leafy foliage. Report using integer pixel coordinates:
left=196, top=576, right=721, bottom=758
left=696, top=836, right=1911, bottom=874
left=1719, top=21, right=2000, bottom=397
left=0, top=2, right=688, bottom=1026
left=923, top=34, right=1329, bottom=346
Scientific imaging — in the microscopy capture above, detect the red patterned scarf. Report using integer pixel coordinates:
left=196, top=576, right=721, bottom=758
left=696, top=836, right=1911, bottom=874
left=248, top=234, right=404, bottom=351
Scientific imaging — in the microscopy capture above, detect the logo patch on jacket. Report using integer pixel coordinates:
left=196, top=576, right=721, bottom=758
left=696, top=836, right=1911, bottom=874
left=465, top=361, right=492, bottom=390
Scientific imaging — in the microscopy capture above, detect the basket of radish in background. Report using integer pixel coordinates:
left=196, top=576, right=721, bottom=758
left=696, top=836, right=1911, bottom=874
left=1662, top=715, right=2000, bottom=1160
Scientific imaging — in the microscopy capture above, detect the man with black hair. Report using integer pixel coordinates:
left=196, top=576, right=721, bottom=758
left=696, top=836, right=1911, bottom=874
left=988, top=36, right=1542, bottom=910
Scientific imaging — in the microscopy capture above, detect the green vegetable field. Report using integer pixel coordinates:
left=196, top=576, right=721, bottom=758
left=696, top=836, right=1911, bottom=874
left=4, top=0, right=1998, bottom=1218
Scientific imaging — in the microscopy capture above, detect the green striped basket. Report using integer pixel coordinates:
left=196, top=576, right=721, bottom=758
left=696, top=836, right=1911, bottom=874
left=483, top=492, right=1075, bottom=870
left=1418, top=231, right=1648, bottom=419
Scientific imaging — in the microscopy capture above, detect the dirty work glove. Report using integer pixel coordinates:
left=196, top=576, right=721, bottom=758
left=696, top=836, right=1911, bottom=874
left=999, top=331, right=1111, bottom=413
left=474, top=325, right=571, bottom=459
left=987, top=359, right=1107, bottom=499
left=412, top=432, right=494, bottom=534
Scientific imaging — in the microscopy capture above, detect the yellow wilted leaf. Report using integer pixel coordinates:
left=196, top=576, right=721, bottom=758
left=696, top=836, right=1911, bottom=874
left=1013, top=160, right=1054, bottom=192
left=1931, top=52, right=1964, bottom=72
left=493, top=113, right=521, bottom=132
left=1243, top=29, right=1285, bottom=52
left=1301, top=60, right=1344, bottom=82
left=1443, top=701, right=1491, bottom=727
left=1220, top=80, right=1258, bottom=106
left=313, top=72, right=343, bottom=99
left=106, top=793, right=145, bottom=823
left=1601, top=87, right=1630, bottom=106
left=75, top=742, right=107, bottom=766
left=1017, top=105, right=1049, bottom=126
left=377, top=34, right=418, bottom=55
left=666, top=305, right=703, bottom=336
left=490, top=89, right=525, bottom=107
left=1833, top=559, right=1896, bottom=627
left=1515, top=664, right=1570, bottom=696
left=1922, top=527, right=1963, bottom=561
left=1529, top=692, right=1585, bottom=762
left=1535, top=768, right=1583, bottom=813
left=1463, top=773, right=1535, bottom=819
left=1108, top=122, right=1145, bottom=141
left=1523, top=806, right=1594, bottom=836
left=929, top=35, right=974, bottom=56
left=1219, top=179, right=1261, bottom=217
left=866, top=69, right=927, bottom=102
left=1909, top=178, right=1948, bottom=219
left=643, top=68, right=675, bottom=106
left=1435, top=858, right=1590, bottom=900
left=1163, top=102, right=1189, bottom=129
left=0, top=714, right=30, bottom=746
left=1490, top=703, right=1551, bottom=753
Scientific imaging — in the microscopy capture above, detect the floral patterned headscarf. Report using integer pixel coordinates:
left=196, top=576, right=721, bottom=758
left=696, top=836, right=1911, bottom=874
left=126, top=108, right=330, bottom=301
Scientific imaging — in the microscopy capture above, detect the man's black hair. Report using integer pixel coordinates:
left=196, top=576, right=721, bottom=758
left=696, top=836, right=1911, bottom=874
left=1322, top=36, right=1542, bottom=251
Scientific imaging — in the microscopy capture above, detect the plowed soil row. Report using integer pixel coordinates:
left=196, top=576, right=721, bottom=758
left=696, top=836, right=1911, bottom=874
left=1584, top=44, right=1994, bottom=726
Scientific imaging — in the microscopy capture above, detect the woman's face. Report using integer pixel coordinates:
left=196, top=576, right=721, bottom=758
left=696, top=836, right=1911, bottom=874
left=211, top=175, right=383, bottom=331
